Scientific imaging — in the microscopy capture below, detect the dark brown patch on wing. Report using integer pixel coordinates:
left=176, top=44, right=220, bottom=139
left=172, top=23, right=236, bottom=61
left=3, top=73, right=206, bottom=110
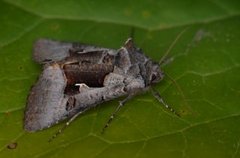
left=63, top=63, right=114, bottom=88
left=62, top=51, right=116, bottom=95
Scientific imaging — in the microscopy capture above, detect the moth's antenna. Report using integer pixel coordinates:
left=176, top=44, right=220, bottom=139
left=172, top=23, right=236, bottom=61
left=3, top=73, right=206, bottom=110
left=159, top=28, right=188, bottom=65
left=154, top=28, right=189, bottom=117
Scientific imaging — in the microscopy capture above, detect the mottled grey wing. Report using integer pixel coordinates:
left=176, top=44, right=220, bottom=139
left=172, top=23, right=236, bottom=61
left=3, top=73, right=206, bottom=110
left=33, top=39, right=72, bottom=64
left=24, top=63, right=69, bottom=132
left=33, top=39, right=115, bottom=64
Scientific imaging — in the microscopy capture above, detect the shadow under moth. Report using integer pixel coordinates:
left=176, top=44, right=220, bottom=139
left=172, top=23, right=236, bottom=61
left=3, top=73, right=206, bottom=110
left=24, top=32, right=185, bottom=140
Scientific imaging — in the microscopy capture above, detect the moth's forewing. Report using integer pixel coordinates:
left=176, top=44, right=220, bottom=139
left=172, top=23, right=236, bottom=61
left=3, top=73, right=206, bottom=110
left=33, top=39, right=72, bottom=64
left=33, top=39, right=116, bottom=64
left=24, top=64, right=69, bottom=132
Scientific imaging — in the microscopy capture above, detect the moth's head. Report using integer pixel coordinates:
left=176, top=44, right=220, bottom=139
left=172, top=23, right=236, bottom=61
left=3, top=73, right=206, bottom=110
left=149, top=62, right=164, bottom=84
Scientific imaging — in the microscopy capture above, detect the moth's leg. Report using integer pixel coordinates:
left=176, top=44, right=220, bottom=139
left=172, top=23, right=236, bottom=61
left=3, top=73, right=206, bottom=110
left=101, top=94, right=133, bottom=134
left=151, top=88, right=180, bottom=117
left=101, top=85, right=148, bottom=133
left=48, top=106, right=89, bottom=142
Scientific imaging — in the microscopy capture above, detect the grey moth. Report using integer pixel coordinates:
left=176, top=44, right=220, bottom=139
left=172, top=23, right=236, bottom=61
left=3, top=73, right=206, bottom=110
left=24, top=35, right=183, bottom=137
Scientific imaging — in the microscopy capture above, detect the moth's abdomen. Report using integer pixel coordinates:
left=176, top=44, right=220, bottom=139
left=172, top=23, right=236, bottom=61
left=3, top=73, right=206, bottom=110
left=24, top=63, right=68, bottom=132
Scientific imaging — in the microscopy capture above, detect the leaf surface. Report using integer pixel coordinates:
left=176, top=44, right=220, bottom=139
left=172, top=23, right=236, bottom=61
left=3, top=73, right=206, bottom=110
left=0, top=0, right=239, bottom=157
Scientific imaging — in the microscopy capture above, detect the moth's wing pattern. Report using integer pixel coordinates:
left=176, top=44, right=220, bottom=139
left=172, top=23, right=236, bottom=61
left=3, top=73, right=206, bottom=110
left=111, top=39, right=147, bottom=92
left=33, top=39, right=115, bottom=64
left=124, top=38, right=147, bottom=65
left=33, top=39, right=72, bottom=64
left=24, top=63, right=69, bottom=132
left=25, top=38, right=151, bottom=132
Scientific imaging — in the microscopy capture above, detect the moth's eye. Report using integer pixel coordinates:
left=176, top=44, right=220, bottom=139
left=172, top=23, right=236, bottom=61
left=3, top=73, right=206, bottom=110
left=151, top=74, right=157, bottom=82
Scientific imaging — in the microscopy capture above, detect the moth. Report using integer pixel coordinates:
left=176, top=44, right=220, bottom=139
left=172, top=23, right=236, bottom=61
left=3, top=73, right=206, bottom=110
left=24, top=32, right=184, bottom=138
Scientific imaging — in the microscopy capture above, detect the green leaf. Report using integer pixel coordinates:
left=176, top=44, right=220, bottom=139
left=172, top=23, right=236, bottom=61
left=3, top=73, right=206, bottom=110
left=0, top=0, right=240, bottom=157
